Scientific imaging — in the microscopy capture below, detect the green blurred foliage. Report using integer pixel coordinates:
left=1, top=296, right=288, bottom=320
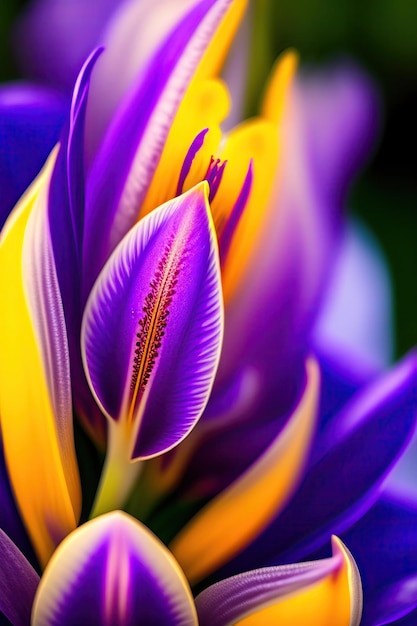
left=0, top=0, right=24, bottom=81
left=1, top=0, right=416, bottom=357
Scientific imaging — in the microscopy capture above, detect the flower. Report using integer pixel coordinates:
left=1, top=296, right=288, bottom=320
left=0, top=0, right=416, bottom=624
left=1, top=507, right=361, bottom=625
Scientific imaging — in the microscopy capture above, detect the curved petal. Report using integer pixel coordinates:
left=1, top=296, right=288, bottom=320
left=0, top=83, right=67, bottom=227
left=196, top=537, right=361, bottom=626
left=0, top=529, right=39, bottom=626
left=86, top=0, right=246, bottom=157
left=217, top=352, right=417, bottom=579
left=84, top=0, right=246, bottom=293
left=82, top=183, right=223, bottom=460
left=217, top=50, right=295, bottom=303
left=0, top=150, right=81, bottom=567
left=342, top=491, right=417, bottom=626
left=365, top=574, right=417, bottom=625
left=169, top=358, right=319, bottom=584
left=32, top=511, right=198, bottom=626
left=48, top=48, right=108, bottom=445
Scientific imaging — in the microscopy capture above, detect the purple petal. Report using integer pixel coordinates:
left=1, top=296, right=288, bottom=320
left=23, top=154, right=76, bottom=486
left=213, top=352, right=417, bottom=580
left=342, top=491, right=417, bottom=626
left=169, top=358, right=319, bottom=585
left=266, top=352, right=417, bottom=563
left=365, top=574, right=417, bottom=625
left=49, top=48, right=103, bottom=277
left=85, top=0, right=221, bottom=155
left=0, top=530, right=39, bottom=626
left=47, top=48, right=108, bottom=443
left=0, top=149, right=80, bottom=564
left=196, top=537, right=361, bottom=626
left=0, top=83, right=67, bottom=227
left=32, top=512, right=197, bottom=626
left=161, top=356, right=307, bottom=504
left=196, top=559, right=337, bottom=626
left=82, top=183, right=223, bottom=459
left=84, top=0, right=236, bottom=294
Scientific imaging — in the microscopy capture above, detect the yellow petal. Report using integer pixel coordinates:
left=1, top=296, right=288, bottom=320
left=194, top=0, right=248, bottom=82
left=214, top=117, right=279, bottom=302
left=139, top=78, right=230, bottom=219
left=235, top=537, right=362, bottom=626
left=0, top=151, right=80, bottom=567
left=138, top=0, right=248, bottom=221
left=170, top=358, right=320, bottom=584
left=262, top=48, right=299, bottom=125
left=218, top=49, right=298, bottom=303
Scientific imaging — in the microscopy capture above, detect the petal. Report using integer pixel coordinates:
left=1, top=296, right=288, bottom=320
left=48, top=48, right=108, bottom=445
left=217, top=50, right=295, bottom=303
left=0, top=83, right=67, bottom=227
left=85, top=0, right=246, bottom=157
left=169, top=358, right=319, bottom=584
left=84, top=0, right=246, bottom=293
left=196, top=537, right=362, bottom=626
left=0, top=150, right=81, bottom=567
left=82, top=183, right=223, bottom=460
left=138, top=78, right=230, bottom=221
left=342, top=491, right=417, bottom=625
left=220, top=352, right=417, bottom=577
left=32, top=511, right=198, bottom=626
left=0, top=530, right=39, bottom=626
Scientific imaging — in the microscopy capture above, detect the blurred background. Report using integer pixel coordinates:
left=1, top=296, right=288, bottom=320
left=1, top=0, right=416, bottom=359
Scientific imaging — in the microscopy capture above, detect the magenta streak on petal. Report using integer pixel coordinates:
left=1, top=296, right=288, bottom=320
left=176, top=128, right=209, bottom=195
left=219, top=159, right=253, bottom=265
left=129, top=235, right=184, bottom=418
left=205, top=157, right=227, bottom=202
left=32, top=512, right=197, bottom=626
left=104, top=530, right=131, bottom=625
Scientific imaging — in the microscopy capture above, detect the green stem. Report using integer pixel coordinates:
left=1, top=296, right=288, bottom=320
left=90, top=421, right=142, bottom=518
left=244, top=0, right=275, bottom=118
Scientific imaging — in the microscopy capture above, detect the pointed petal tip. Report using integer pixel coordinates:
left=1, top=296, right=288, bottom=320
left=32, top=511, right=198, bottom=626
left=331, top=536, right=363, bottom=626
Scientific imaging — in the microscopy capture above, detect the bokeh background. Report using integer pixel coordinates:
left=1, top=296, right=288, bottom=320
left=1, top=0, right=416, bottom=358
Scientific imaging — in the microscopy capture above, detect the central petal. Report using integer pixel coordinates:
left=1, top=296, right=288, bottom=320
left=128, top=235, right=182, bottom=422
left=82, top=183, right=224, bottom=461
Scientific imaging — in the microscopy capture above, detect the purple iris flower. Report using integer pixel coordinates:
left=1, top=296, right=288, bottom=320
left=0, top=0, right=416, bottom=624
